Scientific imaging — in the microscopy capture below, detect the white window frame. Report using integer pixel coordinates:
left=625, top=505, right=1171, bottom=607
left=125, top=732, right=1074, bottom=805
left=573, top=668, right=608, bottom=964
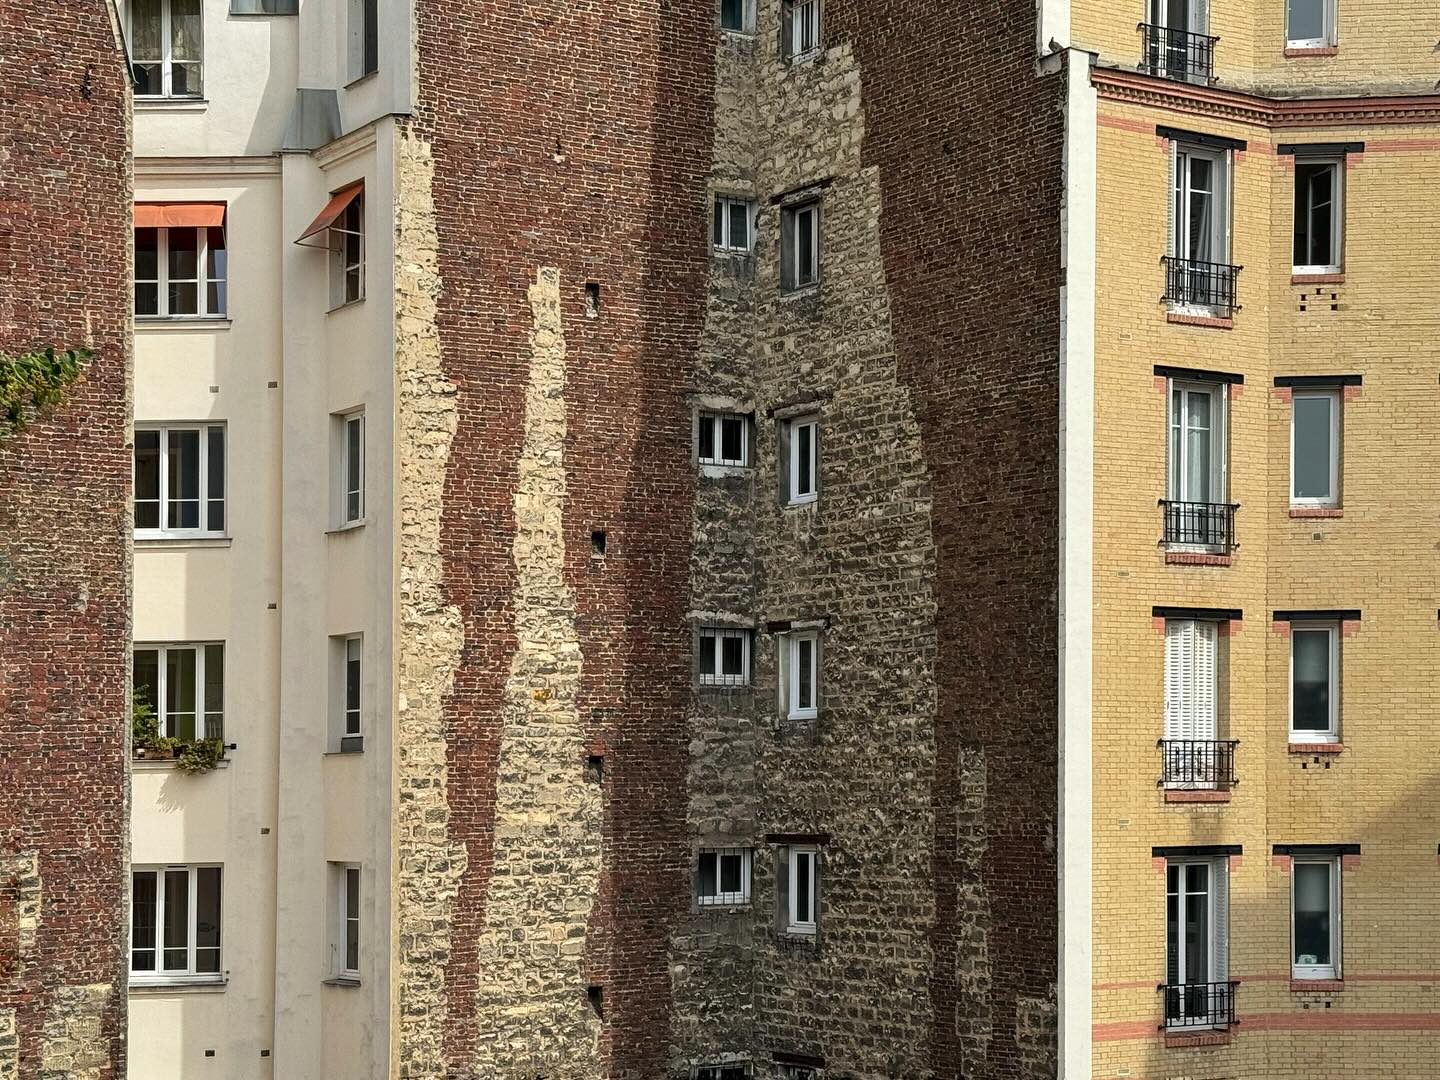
left=781, top=201, right=820, bottom=291
left=331, top=194, right=366, bottom=308
left=134, top=423, right=227, bottom=539
left=1291, top=858, right=1341, bottom=980
left=1167, top=380, right=1226, bottom=506
left=133, top=642, right=225, bottom=743
left=1286, top=0, right=1336, bottom=47
left=697, top=847, right=752, bottom=907
left=1292, top=159, right=1343, bottom=275
left=785, top=415, right=819, bottom=506
left=1171, top=143, right=1231, bottom=267
left=698, top=627, right=751, bottom=687
left=130, top=864, right=223, bottom=983
left=134, top=225, right=227, bottom=318
left=712, top=195, right=754, bottom=255
left=343, top=635, right=362, bottom=737
left=338, top=410, right=366, bottom=525
left=786, top=0, right=822, bottom=60
left=1288, top=622, right=1339, bottom=743
left=698, top=411, right=749, bottom=468
left=1289, top=389, right=1340, bottom=507
left=129, top=0, right=205, bottom=98
left=718, top=0, right=755, bottom=32
left=781, top=630, right=820, bottom=720
left=334, top=863, right=361, bottom=979
left=1164, top=857, right=1229, bottom=1028
left=787, top=846, right=818, bottom=935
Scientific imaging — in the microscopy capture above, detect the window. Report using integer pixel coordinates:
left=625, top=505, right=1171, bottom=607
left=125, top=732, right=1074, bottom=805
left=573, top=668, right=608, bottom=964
left=1168, top=382, right=1224, bottom=507
left=1290, top=623, right=1338, bottom=742
left=719, top=0, right=753, bottom=32
left=781, top=631, right=819, bottom=720
left=780, top=201, right=820, bottom=291
left=1290, top=390, right=1339, bottom=506
left=780, top=1067, right=819, bottom=1080
left=781, top=415, right=819, bottom=505
left=135, top=225, right=226, bottom=317
left=338, top=411, right=365, bottom=524
left=1163, top=619, right=1217, bottom=763
left=713, top=196, right=753, bottom=254
left=785, top=846, right=818, bottom=935
left=696, top=1066, right=748, bottom=1080
left=1172, top=144, right=1229, bottom=267
left=344, top=636, right=362, bottom=738
left=332, top=863, right=361, bottom=978
left=697, top=848, right=752, bottom=907
left=134, top=424, right=226, bottom=537
left=783, top=0, right=822, bottom=61
left=229, top=0, right=299, bottom=13
left=698, top=627, right=751, bottom=687
left=333, top=193, right=365, bottom=307
left=131, top=865, right=222, bottom=980
left=130, top=0, right=203, bottom=97
left=698, top=411, right=748, bottom=468
left=1143, top=0, right=1210, bottom=80
left=348, top=0, right=379, bottom=80
left=134, top=644, right=224, bottom=743
left=1286, top=0, right=1335, bottom=47
left=1163, top=859, right=1229, bottom=1028
left=1292, top=859, right=1339, bottom=979
left=1293, top=161, right=1342, bottom=273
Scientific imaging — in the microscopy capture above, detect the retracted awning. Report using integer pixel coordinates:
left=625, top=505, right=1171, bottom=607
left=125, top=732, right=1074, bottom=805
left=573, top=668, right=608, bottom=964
left=133, top=202, right=226, bottom=229
left=296, top=182, right=362, bottom=245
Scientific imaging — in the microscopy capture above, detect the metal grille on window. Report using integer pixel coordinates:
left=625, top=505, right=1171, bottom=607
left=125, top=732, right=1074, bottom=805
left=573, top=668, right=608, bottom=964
left=699, top=627, right=750, bottom=687
left=697, top=848, right=751, bottom=906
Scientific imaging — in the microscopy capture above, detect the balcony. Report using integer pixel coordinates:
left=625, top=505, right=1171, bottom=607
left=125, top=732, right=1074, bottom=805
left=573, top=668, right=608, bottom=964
left=1159, top=739, right=1238, bottom=797
left=1160, top=500, right=1239, bottom=553
left=1161, top=980, right=1238, bottom=1033
left=1162, top=256, right=1241, bottom=315
left=1139, top=23, right=1218, bottom=83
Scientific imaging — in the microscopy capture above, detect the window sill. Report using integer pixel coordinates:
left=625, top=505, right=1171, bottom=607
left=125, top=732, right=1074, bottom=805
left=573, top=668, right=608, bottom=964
left=784, top=47, right=825, bottom=67
left=135, top=97, right=209, bottom=112
left=785, top=497, right=819, bottom=509
left=695, top=900, right=753, bottom=913
left=696, top=682, right=753, bottom=693
left=1285, top=45, right=1338, bottom=57
left=1164, top=551, right=1232, bottom=566
left=136, top=316, right=232, bottom=331
left=1163, top=789, right=1232, bottom=803
left=1291, top=978, right=1344, bottom=992
left=699, top=463, right=752, bottom=479
left=1289, top=742, right=1343, bottom=754
left=135, top=536, right=232, bottom=549
left=327, top=297, right=367, bottom=314
left=1289, top=507, right=1342, bottom=518
left=1164, top=1030, right=1232, bottom=1049
left=1292, top=272, right=1344, bottom=285
left=779, top=283, right=822, bottom=299
left=323, top=976, right=362, bottom=988
left=1166, top=311, right=1234, bottom=330
left=344, top=71, right=379, bottom=90
left=130, top=979, right=226, bottom=994
left=133, top=757, right=231, bottom=772
left=326, top=520, right=368, bottom=535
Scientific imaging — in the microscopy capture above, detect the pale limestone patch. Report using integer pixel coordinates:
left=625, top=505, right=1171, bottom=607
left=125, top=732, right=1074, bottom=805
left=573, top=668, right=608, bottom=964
left=38, top=983, right=110, bottom=1080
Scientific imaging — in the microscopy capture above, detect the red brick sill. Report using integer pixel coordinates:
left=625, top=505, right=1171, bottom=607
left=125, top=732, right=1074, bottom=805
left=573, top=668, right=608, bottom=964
left=1285, top=46, right=1339, bottom=57
left=1290, top=507, right=1342, bottom=519
left=1292, top=273, right=1345, bottom=285
left=1291, top=979, right=1344, bottom=992
left=1164, top=789, right=1232, bottom=803
left=1165, top=1030, right=1233, bottom=1048
left=1167, top=312, right=1234, bottom=330
left=1165, top=551, right=1233, bottom=566
left=1289, top=743, right=1344, bottom=754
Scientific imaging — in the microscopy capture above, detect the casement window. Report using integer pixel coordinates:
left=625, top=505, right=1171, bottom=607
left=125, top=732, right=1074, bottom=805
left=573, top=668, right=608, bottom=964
left=134, top=644, right=224, bottom=743
left=698, top=411, right=749, bottom=468
left=719, top=0, right=754, bottom=33
left=134, top=424, right=226, bottom=537
left=337, top=411, right=365, bottom=524
left=697, top=847, right=752, bottom=907
left=333, top=193, right=365, bottom=306
left=341, top=635, right=363, bottom=744
left=331, top=863, right=361, bottom=978
left=1290, top=390, right=1340, bottom=507
left=135, top=223, right=227, bottom=317
left=1163, top=858, right=1229, bottom=1027
left=712, top=196, right=754, bottom=254
left=695, top=1065, right=748, bottom=1080
left=1163, top=619, right=1218, bottom=773
left=1168, top=382, right=1224, bottom=507
left=780, top=201, right=820, bottom=291
left=1290, top=623, right=1338, bottom=742
left=1171, top=144, right=1229, bottom=267
left=131, top=865, right=222, bottom=981
left=782, top=0, right=822, bottom=61
left=780, top=630, right=820, bottom=720
left=698, top=627, right=752, bottom=687
left=348, top=0, right=379, bottom=80
left=129, top=0, right=204, bottom=98
left=1292, top=859, right=1340, bottom=979
left=784, top=846, right=818, bottom=935
left=1144, top=0, right=1210, bottom=79
left=1286, top=0, right=1335, bottom=47
left=1293, top=160, right=1342, bottom=273
left=781, top=415, right=819, bottom=505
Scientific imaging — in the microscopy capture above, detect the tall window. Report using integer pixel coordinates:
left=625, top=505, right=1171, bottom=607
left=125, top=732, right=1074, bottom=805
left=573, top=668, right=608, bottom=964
left=786, top=846, right=818, bottom=935
left=782, top=631, right=819, bottom=720
left=698, top=627, right=751, bottom=687
left=344, top=636, right=362, bottom=738
left=1145, top=0, right=1209, bottom=79
left=1290, top=623, right=1338, bottom=743
left=1163, top=859, right=1229, bottom=1028
left=333, top=193, right=365, bottom=307
left=1172, top=145, right=1228, bottom=267
left=135, top=226, right=226, bottom=317
left=698, top=411, right=748, bottom=468
left=134, top=644, right=225, bottom=743
left=719, top=0, right=753, bottom=32
left=1292, top=859, right=1339, bottom=979
left=782, top=415, right=819, bottom=505
left=1286, top=0, right=1335, bottom=47
left=332, top=863, right=361, bottom=978
left=134, top=424, right=226, bottom=537
left=1290, top=390, right=1339, bottom=507
left=339, top=411, right=365, bottom=524
left=1163, top=619, right=1217, bottom=773
left=1168, top=383, right=1223, bottom=507
left=130, top=0, right=204, bottom=97
left=348, top=0, right=379, bottom=79
left=1293, top=161, right=1342, bottom=273
left=131, top=865, right=222, bottom=980
left=712, top=196, right=753, bottom=254
left=783, top=0, right=822, bottom=60
left=780, top=201, right=820, bottom=291
left=697, top=848, right=752, bottom=907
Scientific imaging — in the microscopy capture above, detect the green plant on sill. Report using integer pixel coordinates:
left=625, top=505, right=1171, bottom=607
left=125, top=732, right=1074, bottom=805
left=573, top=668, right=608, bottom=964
left=175, top=737, right=225, bottom=774
left=133, top=691, right=223, bottom=774
left=0, top=347, right=90, bottom=444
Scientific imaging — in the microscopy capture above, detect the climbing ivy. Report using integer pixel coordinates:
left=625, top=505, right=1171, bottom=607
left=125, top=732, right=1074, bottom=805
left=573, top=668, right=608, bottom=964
left=0, top=347, right=90, bottom=443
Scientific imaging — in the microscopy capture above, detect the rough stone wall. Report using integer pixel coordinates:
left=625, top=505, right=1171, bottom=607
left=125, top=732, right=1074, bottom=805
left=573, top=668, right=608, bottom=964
left=0, top=2, right=131, bottom=1078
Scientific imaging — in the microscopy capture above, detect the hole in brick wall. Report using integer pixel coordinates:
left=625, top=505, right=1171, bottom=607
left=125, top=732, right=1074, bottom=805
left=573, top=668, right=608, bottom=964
left=586, top=754, right=604, bottom=783
left=585, top=282, right=601, bottom=318
left=588, top=984, right=604, bottom=1019
left=205, top=1050, right=216, bottom=1057
left=591, top=529, right=606, bottom=556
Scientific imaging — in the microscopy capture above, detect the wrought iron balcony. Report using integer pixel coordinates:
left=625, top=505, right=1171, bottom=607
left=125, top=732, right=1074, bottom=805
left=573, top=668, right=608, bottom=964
left=1139, top=23, right=1218, bottom=83
left=1159, top=739, right=1239, bottom=790
left=1160, top=500, right=1239, bottom=552
left=1163, top=256, right=1242, bottom=314
left=1161, top=980, right=1238, bottom=1031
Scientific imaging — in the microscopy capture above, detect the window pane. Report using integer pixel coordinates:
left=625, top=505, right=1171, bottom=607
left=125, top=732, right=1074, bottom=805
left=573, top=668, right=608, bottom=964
left=363, top=0, right=379, bottom=74
left=206, top=227, right=227, bottom=314
left=135, top=430, right=161, bottom=529
left=1184, top=864, right=1209, bottom=984
left=720, top=0, right=744, bottom=29
left=167, top=228, right=198, bottom=281
left=699, top=635, right=716, bottom=677
left=1288, top=0, right=1325, bottom=40
left=1185, top=392, right=1211, bottom=503
left=206, top=426, right=225, bottom=532
left=167, top=648, right=197, bottom=742
left=795, top=424, right=813, bottom=495
left=1292, top=396, right=1333, bottom=500
left=1293, top=863, right=1332, bottom=965
left=1292, top=629, right=1331, bottom=732
left=135, top=228, right=158, bottom=282
left=346, top=640, right=361, bottom=733
left=203, top=644, right=224, bottom=740
left=170, top=62, right=202, bottom=97
left=346, top=417, right=363, bottom=520
left=195, top=867, right=221, bottom=973
left=728, top=202, right=748, bottom=250
left=698, top=415, right=715, bottom=461
left=794, top=853, right=811, bottom=923
left=131, top=0, right=162, bottom=57
left=1305, top=165, right=1334, bottom=266
left=162, top=869, right=190, bottom=971
left=133, top=649, right=160, bottom=718
left=698, top=852, right=717, bottom=896
left=712, top=200, right=724, bottom=247
left=797, top=638, right=813, bottom=709
left=719, top=853, right=741, bottom=894
left=1165, top=875, right=1179, bottom=985
left=797, top=208, right=815, bottom=282
left=1187, top=160, right=1213, bottom=262
left=170, top=0, right=203, bottom=61
left=720, top=633, right=743, bottom=677
left=168, top=429, right=201, bottom=529
left=345, top=870, right=360, bottom=971
left=132, top=872, right=157, bottom=971
left=720, top=416, right=743, bottom=463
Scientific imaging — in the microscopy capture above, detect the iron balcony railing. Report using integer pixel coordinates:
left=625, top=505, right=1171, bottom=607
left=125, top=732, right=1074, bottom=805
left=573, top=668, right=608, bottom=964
left=1161, top=980, right=1239, bottom=1031
left=1160, top=499, right=1239, bottom=551
left=1159, top=739, right=1239, bottom=790
left=1162, top=256, right=1242, bottom=314
left=1139, top=23, right=1218, bottom=83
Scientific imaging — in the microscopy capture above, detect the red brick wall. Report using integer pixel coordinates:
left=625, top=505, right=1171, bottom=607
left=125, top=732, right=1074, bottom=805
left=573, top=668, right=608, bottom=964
left=0, top=2, right=131, bottom=1076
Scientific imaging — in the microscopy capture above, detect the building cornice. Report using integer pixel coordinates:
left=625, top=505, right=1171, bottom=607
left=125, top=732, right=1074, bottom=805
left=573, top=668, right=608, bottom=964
left=135, top=155, right=282, bottom=178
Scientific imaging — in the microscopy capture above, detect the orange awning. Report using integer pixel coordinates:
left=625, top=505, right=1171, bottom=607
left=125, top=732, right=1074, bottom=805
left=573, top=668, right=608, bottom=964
left=296, top=182, right=363, bottom=245
left=133, top=202, right=226, bottom=229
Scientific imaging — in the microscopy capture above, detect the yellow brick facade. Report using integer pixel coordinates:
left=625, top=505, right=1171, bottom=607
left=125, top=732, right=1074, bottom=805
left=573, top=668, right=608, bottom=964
left=1083, top=19, right=1440, bottom=1077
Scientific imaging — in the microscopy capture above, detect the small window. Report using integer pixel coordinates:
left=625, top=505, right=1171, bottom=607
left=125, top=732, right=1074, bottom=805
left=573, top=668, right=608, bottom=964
left=348, top=0, right=379, bottom=79
left=1293, top=161, right=1342, bottom=273
left=338, top=411, right=365, bottom=524
left=696, top=1065, right=749, bottom=1080
left=780, top=201, right=820, bottom=291
left=1289, top=623, right=1338, bottom=743
left=697, top=848, right=752, bottom=906
left=1292, top=859, right=1339, bottom=980
left=344, top=636, right=362, bottom=737
left=781, top=415, right=819, bottom=505
left=332, top=863, right=361, bottom=978
left=712, top=196, right=754, bottom=254
left=130, top=865, right=222, bottom=980
left=719, top=0, right=753, bottom=32
left=1290, top=389, right=1339, bottom=507
left=135, top=226, right=226, bottom=317
left=332, top=193, right=365, bottom=307
left=134, top=643, right=225, bottom=743
left=782, top=0, right=822, bottom=61
left=698, top=627, right=751, bottom=687
left=134, top=423, right=226, bottom=537
left=786, top=846, right=818, bottom=935
left=781, top=631, right=819, bottom=720
left=1286, top=0, right=1335, bottom=47
left=129, top=0, right=204, bottom=98
left=331, top=634, right=363, bottom=751
left=698, top=411, right=748, bottom=468
left=780, top=1064, right=820, bottom=1080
